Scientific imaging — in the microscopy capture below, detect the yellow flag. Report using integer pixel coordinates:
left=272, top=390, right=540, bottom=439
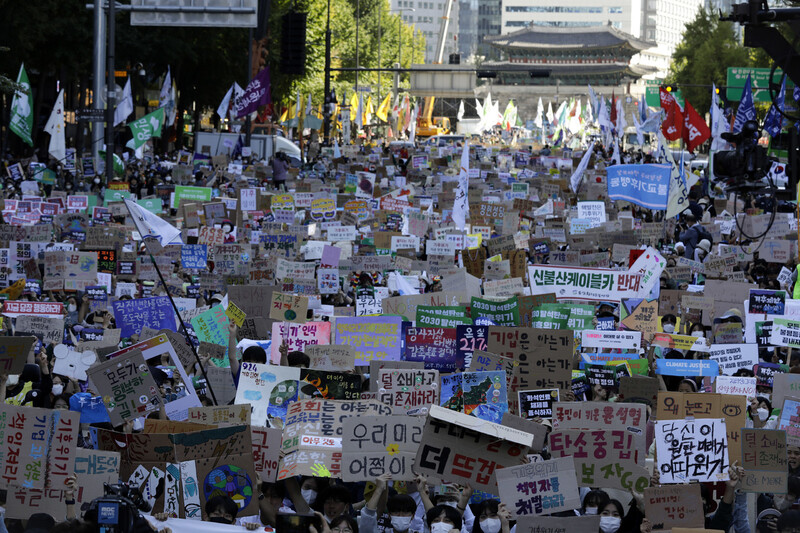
left=376, top=94, right=391, bottom=122
left=279, top=106, right=288, bottom=123
left=349, top=92, right=358, bottom=121
left=365, top=96, right=374, bottom=123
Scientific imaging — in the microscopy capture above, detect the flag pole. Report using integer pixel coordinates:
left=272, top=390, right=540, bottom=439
left=124, top=198, right=219, bottom=406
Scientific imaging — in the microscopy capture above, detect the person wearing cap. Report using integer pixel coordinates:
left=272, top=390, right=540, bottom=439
left=678, top=213, right=712, bottom=259
left=694, top=238, right=711, bottom=263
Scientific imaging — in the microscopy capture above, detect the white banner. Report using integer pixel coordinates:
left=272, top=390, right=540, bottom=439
left=527, top=265, right=643, bottom=302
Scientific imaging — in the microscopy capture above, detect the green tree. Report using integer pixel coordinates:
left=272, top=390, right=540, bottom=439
left=667, top=7, right=755, bottom=115
left=268, top=0, right=424, bottom=110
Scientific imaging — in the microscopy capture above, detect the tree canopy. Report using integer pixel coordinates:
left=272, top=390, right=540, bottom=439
left=667, top=7, right=766, bottom=115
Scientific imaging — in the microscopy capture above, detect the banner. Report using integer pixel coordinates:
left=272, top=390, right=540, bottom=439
left=528, top=265, right=643, bottom=302
left=606, top=164, right=671, bottom=210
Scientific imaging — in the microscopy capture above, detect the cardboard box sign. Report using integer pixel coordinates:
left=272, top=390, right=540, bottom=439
left=414, top=405, right=533, bottom=492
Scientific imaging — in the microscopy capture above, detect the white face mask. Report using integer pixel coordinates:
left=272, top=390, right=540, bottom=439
left=663, top=324, right=675, bottom=333
left=68, top=304, right=77, bottom=313
left=691, top=331, right=705, bottom=338
left=51, top=384, right=64, bottom=396
left=391, top=516, right=413, bottom=532
left=599, top=516, right=621, bottom=533
left=757, top=407, right=770, bottom=421
left=480, top=518, right=501, bottom=533
left=584, top=507, right=598, bottom=515
left=301, top=488, right=317, bottom=505
left=431, top=522, right=452, bottom=533
left=6, top=375, right=19, bottom=387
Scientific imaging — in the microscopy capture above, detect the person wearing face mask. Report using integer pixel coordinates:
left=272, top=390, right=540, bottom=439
left=299, top=476, right=324, bottom=507
left=471, top=501, right=510, bottom=533
left=598, top=500, right=624, bottom=533
left=748, top=396, right=778, bottom=430
left=581, top=489, right=610, bottom=517
left=361, top=473, right=424, bottom=533
left=426, top=505, right=462, bottom=533
left=660, top=314, right=677, bottom=334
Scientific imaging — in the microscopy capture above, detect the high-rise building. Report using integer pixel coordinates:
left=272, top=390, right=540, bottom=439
left=638, top=0, right=706, bottom=77
left=392, top=0, right=460, bottom=63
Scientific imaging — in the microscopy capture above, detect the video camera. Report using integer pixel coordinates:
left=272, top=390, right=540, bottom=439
left=86, top=482, right=151, bottom=533
left=712, top=119, right=771, bottom=192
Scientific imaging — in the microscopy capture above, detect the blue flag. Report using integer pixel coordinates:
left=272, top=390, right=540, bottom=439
left=733, top=73, right=756, bottom=133
left=794, top=84, right=800, bottom=103
left=606, top=164, right=671, bottom=210
left=764, top=76, right=786, bottom=138
left=231, top=134, right=244, bottom=159
left=638, top=95, right=647, bottom=122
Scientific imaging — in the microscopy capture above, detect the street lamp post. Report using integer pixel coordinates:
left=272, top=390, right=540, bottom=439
left=393, top=8, right=415, bottom=84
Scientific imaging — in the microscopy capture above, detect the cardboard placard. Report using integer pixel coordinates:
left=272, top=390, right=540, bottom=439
left=414, top=405, right=532, bottom=492
left=496, top=457, right=581, bottom=517
left=643, top=484, right=705, bottom=530
left=340, top=415, right=424, bottom=481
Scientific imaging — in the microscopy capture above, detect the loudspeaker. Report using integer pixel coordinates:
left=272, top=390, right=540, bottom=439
left=281, top=13, right=307, bottom=76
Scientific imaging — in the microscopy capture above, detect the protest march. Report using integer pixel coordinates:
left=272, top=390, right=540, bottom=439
left=2, top=13, right=800, bottom=530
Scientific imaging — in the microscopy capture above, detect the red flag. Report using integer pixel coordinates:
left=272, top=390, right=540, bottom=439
left=660, top=88, right=683, bottom=141
left=682, top=100, right=711, bottom=153
left=610, top=91, right=617, bottom=125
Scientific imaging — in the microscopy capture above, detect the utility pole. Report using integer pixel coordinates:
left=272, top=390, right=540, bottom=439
left=105, top=0, right=116, bottom=182
left=92, top=0, right=105, bottom=169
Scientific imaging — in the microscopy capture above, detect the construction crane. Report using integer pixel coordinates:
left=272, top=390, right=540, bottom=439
left=416, top=0, right=455, bottom=137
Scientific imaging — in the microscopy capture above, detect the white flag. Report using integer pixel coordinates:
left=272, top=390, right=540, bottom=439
left=114, top=79, right=133, bottom=127
left=710, top=83, right=730, bottom=152
left=615, top=98, right=627, bottom=134
left=44, top=89, right=66, bottom=162
left=534, top=98, right=543, bottom=129
left=159, top=67, right=172, bottom=109
left=216, top=84, right=234, bottom=120
left=452, top=141, right=470, bottom=229
left=546, top=102, right=554, bottom=125
left=408, top=106, right=417, bottom=143
left=356, top=93, right=364, bottom=129
left=457, top=100, right=465, bottom=121
left=569, top=145, right=594, bottom=194
left=124, top=198, right=183, bottom=246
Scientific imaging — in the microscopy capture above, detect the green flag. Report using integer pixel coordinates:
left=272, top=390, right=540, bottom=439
left=98, top=150, right=125, bottom=177
left=127, top=107, right=164, bottom=150
left=9, top=64, right=33, bottom=146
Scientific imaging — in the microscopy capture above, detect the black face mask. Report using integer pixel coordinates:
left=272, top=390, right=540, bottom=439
left=209, top=516, right=234, bottom=525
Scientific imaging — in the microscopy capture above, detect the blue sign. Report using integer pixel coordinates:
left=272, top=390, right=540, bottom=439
left=181, top=244, right=208, bottom=270
left=607, top=164, right=671, bottom=210
left=655, top=358, right=719, bottom=377
left=69, top=393, right=111, bottom=424
left=112, top=295, right=176, bottom=338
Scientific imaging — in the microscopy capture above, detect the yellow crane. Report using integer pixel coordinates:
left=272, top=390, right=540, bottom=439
left=415, top=0, right=454, bottom=137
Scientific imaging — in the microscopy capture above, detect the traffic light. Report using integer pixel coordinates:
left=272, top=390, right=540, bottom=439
left=665, top=85, right=673, bottom=92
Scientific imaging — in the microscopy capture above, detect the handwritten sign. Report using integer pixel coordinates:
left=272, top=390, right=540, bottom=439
left=340, top=415, right=424, bottom=481
left=496, top=457, right=581, bottom=518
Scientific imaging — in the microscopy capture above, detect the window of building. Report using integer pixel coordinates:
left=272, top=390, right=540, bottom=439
left=503, top=5, right=601, bottom=12
left=608, top=6, right=623, bottom=13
